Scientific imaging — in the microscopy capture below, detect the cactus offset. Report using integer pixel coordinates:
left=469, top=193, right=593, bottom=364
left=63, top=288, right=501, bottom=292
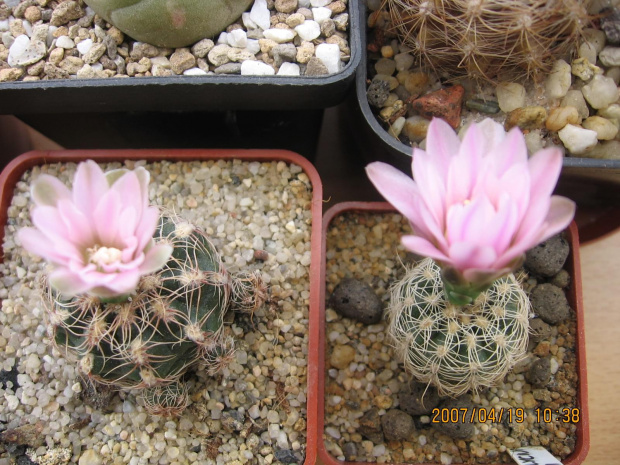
left=387, top=258, right=529, bottom=397
left=45, top=215, right=266, bottom=412
left=385, top=0, right=590, bottom=81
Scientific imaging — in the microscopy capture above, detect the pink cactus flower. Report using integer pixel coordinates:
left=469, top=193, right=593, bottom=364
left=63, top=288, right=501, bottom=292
left=18, top=161, right=172, bottom=298
left=366, top=118, right=575, bottom=303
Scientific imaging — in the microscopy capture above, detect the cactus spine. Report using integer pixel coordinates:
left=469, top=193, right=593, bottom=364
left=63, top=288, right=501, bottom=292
left=384, top=0, right=590, bottom=81
left=387, top=258, right=529, bottom=397
left=46, top=215, right=266, bottom=413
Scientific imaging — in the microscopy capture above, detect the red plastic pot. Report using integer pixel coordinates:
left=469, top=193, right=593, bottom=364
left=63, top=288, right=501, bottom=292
left=0, top=149, right=323, bottom=465
left=318, top=201, right=589, bottom=465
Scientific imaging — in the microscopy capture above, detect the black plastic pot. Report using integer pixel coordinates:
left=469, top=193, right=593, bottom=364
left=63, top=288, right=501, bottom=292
left=349, top=1, right=620, bottom=241
left=0, top=2, right=361, bottom=114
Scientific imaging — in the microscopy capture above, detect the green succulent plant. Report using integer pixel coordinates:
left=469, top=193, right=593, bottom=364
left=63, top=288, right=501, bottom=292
left=387, top=258, right=529, bottom=397
left=46, top=215, right=266, bottom=414
left=83, top=0, right=254, bottom=48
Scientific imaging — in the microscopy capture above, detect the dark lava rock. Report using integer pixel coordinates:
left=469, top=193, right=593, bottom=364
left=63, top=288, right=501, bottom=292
left=357, top=408, right=384, bottom=443
left=527, top=357, right=552, bottom=387
left=431, top=397, right=475, bottom=439
left=367, top=79, right=391, bottom=108
left=381, top=409, right=415, bottom=441
left=0, top=366, right=19, bottom=389
left=398, top=381, right=440, bottom=415
left=530, top=283, right=570, bottom=325
left=274, top=449, right=300, bottom=464
left=329, top=278, right=383, bottom=325
left=342, top=442, right=358, bottom=461
left=16, top=456, right=36, bottom=465
left=601, top=8, right=620, bottom=45
left=525, top=235, right=569, bottom=278
left=529, top=318, right=553, bottom=342
left=222, top=410, right=245, bottom=432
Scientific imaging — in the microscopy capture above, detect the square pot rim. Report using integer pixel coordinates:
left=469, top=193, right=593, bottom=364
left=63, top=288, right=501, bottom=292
left=317, top=201, right=589, bottom=465
left=353, top=1, right=620, bottom=178
left=0, top=2, right=362, bottom=113
left=0, top=148, right=323, bottom=465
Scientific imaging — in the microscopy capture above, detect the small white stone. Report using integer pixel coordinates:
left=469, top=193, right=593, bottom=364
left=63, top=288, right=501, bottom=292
left=558, top=124, right=598, bottom=154
left=545, top=59, right=572, bottom=99
left=250, top=0, right=271, bottom=30
left=298, top=0, right=311, bottom=6
left=496, top=81, right=526, bottom=113
left=599, top=46, right=620, bottom=67
left=8, top=35, right=46, bottom=67
left=315, top=43, right=341, bottom=74
left=312, top=7, right=332, bottom=23
left=582, top=74, right=619, bottom=109
left=583, top=27, right=606, bottom=53
left=562, top=90, right=590, bottom=119
left=217, top=31, right=228, bottom=45
left=598, top=103, right=620, bottom=121
left=183, top=67, right=207, bottom=76
left=310, top=0, right=330, bottom=6
left=78, top=450, right=102, bottom=465
left=295, top=20, right=321, bottom=41
left=76, top=38, right=93, bottom=55
left=227, top=29, right=248, bottom=48
left=241, top=60, right=275, bottom=75
left=372, top=444, right=386, bottom=457
left=277, top=62, right=300, bottom=76
left=263, top=28, right=297, bottom=43
left=0, top=19, right=9, bottom=33
left=325, top=426, right=341, bottom=439
left=246, top=38, right=261, bottom=55
left=55, top=35, right=74, bottom=49
left=578, top=41, right=597, bottom=64
left=242, top=12, right=258, bottom=29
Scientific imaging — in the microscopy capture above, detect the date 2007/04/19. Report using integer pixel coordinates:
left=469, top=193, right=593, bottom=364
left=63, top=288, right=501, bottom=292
left=431, top=407, right=581, bottom=424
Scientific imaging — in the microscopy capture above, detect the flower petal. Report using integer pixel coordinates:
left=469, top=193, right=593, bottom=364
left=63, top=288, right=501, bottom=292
left=448, top=241, right=498, bottom=271
left=366, top=162, right=424, bottom=225
left=31, top=174, right=71, bottom=207
left=422, top=117, right=460, bottom=177
left=48, top=268, right=92, bottom=297
left=401, top=235, right=450, bottom=263
left=139, top=243, right=173, bottom=275
left=93, top=190, right=122, bottom=246
left=72, top=160, right=110, bottom=219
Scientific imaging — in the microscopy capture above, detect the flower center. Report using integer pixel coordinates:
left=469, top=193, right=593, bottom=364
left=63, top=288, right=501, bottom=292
left=88, top=245, right=122, bottom=268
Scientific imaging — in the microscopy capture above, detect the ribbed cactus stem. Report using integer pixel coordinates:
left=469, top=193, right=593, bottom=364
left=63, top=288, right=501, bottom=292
left=388, top=258, right=529, bottom=397
left=45, top=214, right=267, bottom=415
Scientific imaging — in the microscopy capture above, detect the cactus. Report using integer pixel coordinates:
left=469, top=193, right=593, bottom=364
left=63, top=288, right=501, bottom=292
left=45, top=215, right=266, bottom=413
left=82, top=0, right=254, bottom=48
left=384, top=0, right=590, bottom=81
left=387, top=258, right=529, bottom=397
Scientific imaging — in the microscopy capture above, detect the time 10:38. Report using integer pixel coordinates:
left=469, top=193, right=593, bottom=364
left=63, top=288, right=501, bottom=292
left=536, top=408, right=580, bottom=423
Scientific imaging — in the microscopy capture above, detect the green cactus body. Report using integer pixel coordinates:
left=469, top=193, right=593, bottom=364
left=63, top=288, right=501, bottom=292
left=82, top=0, right=254, bottom=48
left=47, top=216, right=264, bottom=399
left=388, top=258, right=529, bottom=397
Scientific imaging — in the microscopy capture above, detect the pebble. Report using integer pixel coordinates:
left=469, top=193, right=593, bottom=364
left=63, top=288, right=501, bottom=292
left=527, top=358, right=552, bottom=387
left=530, top=283, right=571, bottom=325
left=562, top=90, right=590, bottom=119
left=8, top=34, right=46, bottom=66
left=295, top=20, right=321, bottom=41
left=78, top=450, right=102, bottom=465
left=50, top=0, right=82, bottom=26
left=581, top=74, right=620, bottom=109
left=465, top=98, right=500, bottom=114
left=545, top=106, right=580, bottom=131
left=601, top=8, right=620, bottom=45
left=375, top=57, right=396, bottom=75
left=410, top=85, right=465, bottom=129
left=367, top=79, right=391, bottom=108
left=525, top=235, right=570, bottom=277
left=312, top=7, right=332, bottom=23
left=504, top=106, right=547, bottom=131
left=263, top=28, right=297, bottom=43
left=381, top=409, right=415, bottom=441
left=55, top=35, right=74, bottom=49
left=394, top=52, right=414, bottom=71
left=496, top=81, right=526, bottom=112
left=583, top=115, right=619, bottom=140
left=357, top=408, right=384, bottom=443
left=545, top=59, right=572, bottom=99
left=571, top=57, right=599, bottom=81
left=558, top=124, right=599, bottom=154
left=529, top=318, right=553, bottom=342
left=329, top=278, right=383, bottom=324
left=277, top=62, right=300, bottom=76
left=315, top=42, right=340, bottom=73
left=398, top=381, right=440, bottom=415
left=330, top=344, right=356, bottom=370
left=432, top=397, right=475, bottom=439
left=402, top=115, right=430, bottom=142
left=306, top=56, right=328, bottom=75
left=250, top=0, right=271, bottom=30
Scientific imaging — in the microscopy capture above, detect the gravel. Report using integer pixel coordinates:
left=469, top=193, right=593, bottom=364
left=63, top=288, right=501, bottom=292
left=0, top=0, right=351, bottom=81
left=0, top=159, right=314, bottom=464
left=365, top=2, right=620, bottom=160
left=323, top=211, right=580, bottom=464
